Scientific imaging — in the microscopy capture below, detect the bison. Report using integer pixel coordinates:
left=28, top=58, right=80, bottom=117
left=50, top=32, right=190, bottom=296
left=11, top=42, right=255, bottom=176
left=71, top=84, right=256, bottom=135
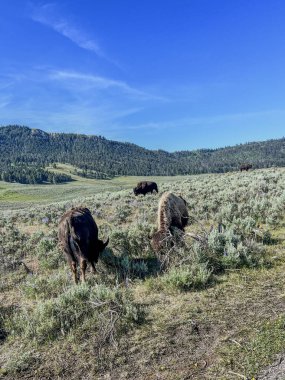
left=151, top=192, right=189, bottom=253
left=133, top=181, right=158, bottom=196
left=58, top=207, right=109, bottom=283
left=240, top=164, right=253, bottom=172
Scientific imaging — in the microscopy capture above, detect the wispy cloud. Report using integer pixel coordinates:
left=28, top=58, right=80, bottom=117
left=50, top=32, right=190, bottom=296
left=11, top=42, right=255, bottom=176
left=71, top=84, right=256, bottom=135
left=31, top=3, right=103, bottom=57
left=111, top=109, right=285, bottom=131
left=0, top=97, right=143, bottom=135
left=0, top=97, right=11, bottom=109
left=49, top=70, right=168, bottom=101
left=0, top=67, right=146, bottom=135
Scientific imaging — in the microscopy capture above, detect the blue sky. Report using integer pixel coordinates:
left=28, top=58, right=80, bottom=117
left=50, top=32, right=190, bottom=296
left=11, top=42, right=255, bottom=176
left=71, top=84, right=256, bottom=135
left=0, top=0, right=285, bottom=151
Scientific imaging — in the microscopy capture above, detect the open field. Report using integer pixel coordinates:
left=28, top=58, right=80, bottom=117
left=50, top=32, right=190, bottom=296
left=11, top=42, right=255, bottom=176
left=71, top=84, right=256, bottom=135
left=0, top=163, right=188, bottom=211
left=1, top=167, right=285, bottom=379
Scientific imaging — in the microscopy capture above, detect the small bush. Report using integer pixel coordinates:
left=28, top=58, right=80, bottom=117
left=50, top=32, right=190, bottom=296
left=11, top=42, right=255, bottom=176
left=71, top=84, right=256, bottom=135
left=0, top=225, right=27, bottom=271
left=21, top=271, right=70, bottom=299
left=7, top=283, right=143, bottom=344
left=36, top=237, right=64, bottom=269
left=262, top=230, right=273, bottom=245
left=101, top=224, right=158, bottom=279
left=110, top=224, right=154, bottom=258
left=2, top=349, right=38, bottom=374
left=194, top=229, right=267, bottom=272
left=114, top=204, right=132, bottom=223
left=161, top=262, right=212, bottom=291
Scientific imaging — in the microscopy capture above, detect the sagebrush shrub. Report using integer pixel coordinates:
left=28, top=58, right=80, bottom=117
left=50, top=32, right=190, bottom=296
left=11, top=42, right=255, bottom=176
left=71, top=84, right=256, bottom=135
left=8, top=284, right=143, bottom=344
left=36, top=237, right=64, bottom=269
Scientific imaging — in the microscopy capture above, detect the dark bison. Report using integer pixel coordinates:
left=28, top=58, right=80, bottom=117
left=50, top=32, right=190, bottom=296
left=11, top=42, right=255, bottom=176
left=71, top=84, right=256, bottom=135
left=240, top=164, right=253, bottom=172
left=151, top=192, right=189, bottom=253
left=58, top=207, right=109, bottom=283
left=133, top=181, right=158, bottom=196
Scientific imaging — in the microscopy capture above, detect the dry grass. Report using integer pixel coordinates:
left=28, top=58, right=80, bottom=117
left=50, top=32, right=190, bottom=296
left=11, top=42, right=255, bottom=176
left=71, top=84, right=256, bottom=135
left=109, top=261, right=285, bottom=379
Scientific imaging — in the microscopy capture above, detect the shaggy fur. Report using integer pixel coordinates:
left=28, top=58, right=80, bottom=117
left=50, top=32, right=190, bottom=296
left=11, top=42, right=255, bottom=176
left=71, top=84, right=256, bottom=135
left=58, top=207, right=109, bottom=283
left=151, top=192, right=189, bottom=252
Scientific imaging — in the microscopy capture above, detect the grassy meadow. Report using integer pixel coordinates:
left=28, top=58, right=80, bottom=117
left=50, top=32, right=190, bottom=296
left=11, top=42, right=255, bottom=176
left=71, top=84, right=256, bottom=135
left=0, top=163, right=186, bottom=211
left=0, top=166, right=285, bottom=379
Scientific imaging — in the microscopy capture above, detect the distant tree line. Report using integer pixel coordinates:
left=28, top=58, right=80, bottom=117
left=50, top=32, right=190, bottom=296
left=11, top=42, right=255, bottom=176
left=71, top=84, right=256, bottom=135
left=0, top=125, right=284, bottom=184
left=72, top=167, right=110, bottom=180
left=0, top=164, right=71, bottom=184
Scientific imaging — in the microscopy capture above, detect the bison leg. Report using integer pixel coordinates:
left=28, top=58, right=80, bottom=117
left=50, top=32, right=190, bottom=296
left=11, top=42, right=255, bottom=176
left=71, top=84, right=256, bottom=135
left=80, top=259, right=87, bottom=283
left=70, top=261, right=78, bottom=284
left=90, top=261, right=97, bottom=274
left=181, top=216, right=189, bottom=229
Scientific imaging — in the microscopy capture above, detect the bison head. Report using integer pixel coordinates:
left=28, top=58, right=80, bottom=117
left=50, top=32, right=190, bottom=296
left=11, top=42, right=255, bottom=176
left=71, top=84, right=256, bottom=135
left=98, top=237, right=109, bottom=252
left=150, top=230, right=173, bottom=253
left=133, top=187, right=139, bottom=196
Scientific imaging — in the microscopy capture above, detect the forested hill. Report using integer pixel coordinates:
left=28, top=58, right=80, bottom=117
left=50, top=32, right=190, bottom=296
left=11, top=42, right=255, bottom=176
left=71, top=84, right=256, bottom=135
left=0, top=125, right=285, bottom=183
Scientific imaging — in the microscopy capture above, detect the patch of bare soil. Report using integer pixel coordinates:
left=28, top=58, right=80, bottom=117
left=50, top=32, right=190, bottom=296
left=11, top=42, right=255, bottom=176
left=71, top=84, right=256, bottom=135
left=259, top=356, right=285, bottom=380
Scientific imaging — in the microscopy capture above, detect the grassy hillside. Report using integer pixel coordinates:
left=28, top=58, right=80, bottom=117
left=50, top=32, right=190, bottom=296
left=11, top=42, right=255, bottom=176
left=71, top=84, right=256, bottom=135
left=0, top=125, right=285, bottom=184
left=0, top=168, right=285, bottom=379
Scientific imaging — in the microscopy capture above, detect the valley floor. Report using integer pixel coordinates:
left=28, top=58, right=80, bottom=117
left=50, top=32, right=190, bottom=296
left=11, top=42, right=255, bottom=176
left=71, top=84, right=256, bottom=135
left=1, top=168, right=285, bottom=379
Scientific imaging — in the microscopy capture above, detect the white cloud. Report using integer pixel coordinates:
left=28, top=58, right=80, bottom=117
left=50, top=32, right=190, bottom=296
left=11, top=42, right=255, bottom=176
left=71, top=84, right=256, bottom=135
left=0, top=101, right=10, bottom=109
left=49, top=70, right=167, bottom=101
left=0, top=94, right=12, bottom=109
left=31, top=3, right=103, bottom=57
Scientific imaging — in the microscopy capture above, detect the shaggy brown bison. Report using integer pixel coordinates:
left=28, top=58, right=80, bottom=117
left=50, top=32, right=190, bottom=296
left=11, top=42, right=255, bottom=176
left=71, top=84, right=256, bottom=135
left=133, top=181, right=158, bottom=196
left=58, top=207, right=109, bottom=283
left=151, top=192, right=189, bottom=253
left=240, top=164, right=253, bottom=172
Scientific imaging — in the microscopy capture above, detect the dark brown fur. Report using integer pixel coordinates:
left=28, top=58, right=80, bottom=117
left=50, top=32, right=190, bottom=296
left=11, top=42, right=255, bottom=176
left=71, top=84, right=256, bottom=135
left=133, top=181, right=158, bottom=196
left=240, top=164, right=253, bottom=172
left=151, top=192, right=189, bottom=252
left=58, top=207, right=109, bottom=283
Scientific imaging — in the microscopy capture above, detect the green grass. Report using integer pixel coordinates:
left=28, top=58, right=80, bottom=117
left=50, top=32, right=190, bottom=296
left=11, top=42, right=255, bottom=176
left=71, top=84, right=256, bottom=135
left=0, top=163, right=188, bottom=210
left=0, top=189, right=36, bottom=202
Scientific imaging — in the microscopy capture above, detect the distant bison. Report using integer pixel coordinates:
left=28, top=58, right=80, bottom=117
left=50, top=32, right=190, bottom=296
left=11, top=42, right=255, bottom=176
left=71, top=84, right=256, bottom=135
left=240, top=164, right=253, bottom=172
left=151, top=192, right=189, bottom=253
left=133, top=181, right=158, bottom=196
left=58, top=207, right=109, bottom=283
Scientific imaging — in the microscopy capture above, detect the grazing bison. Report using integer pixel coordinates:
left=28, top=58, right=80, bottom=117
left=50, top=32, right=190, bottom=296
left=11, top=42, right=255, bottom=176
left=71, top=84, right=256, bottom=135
left=58, top=207, right=109, bottom=283
left=151, top=192, right=189, bottom=253
left=133, top=181, right=158, bottom=196
left=240, top=164, right=253, bottom=172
